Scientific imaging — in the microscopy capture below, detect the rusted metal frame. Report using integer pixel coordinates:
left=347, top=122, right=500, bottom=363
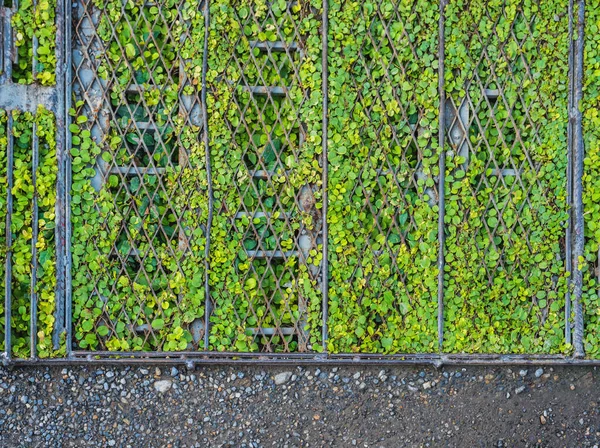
left=565, top=0, right=575, bottom=347
left=3, top=114, right=14, bottom=362
left=570, top=0, right=585, bottom=358
left=64, top=0, right=73, bottom=357
left=202, top=0, right=213, bottom=350
left=321, top=0, right=329, bottom=352
left=52, top=0, right=68, bottom=350
left=8, top=351, right=600, bottom=366
left=436, top=0, right=447, bottom=352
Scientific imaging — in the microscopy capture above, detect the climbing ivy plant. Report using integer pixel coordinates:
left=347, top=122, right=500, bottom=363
left=11, top=0, right=57, bottom=85
left=207, top=0, right=324, bottom=352
left=4, top=0, right=600, bottom=358
left=442, top=0, right=570, bottom=354
left=327, top=0, right=440, bottom=353
left=0, top=108, right=58, bottom=358
left=70, top=0, right=208, bottom=351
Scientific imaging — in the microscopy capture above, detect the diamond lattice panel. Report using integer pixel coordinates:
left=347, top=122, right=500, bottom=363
left=71, top=0, right=209, bottom=352
left=206, top=0, right=324, bottom=353
left=327, top=0, right=440, bottom=354
left=442, top=0, right=570, bottom=354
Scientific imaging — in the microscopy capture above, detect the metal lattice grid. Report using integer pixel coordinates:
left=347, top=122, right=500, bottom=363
left=0, top=0, right=595, bottom=365
left=205, top=0, right=324, bottom=353
left=71, top=0, right=209, bottom=351
left=441, top=1, right=571, bottom=353
left=326, top=0, right=440, bottom=353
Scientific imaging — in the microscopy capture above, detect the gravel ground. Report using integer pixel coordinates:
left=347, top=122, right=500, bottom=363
left=1, top=364, right=599, bottom=447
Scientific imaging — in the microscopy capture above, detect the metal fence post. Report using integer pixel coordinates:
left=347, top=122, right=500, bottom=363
left=202, top=0, right=213, bottom=351
left=52, top=0, right=68, bottom=350
left=4, top=114, right=14, bottom=361
left=571, top=0, right=586, bottom=358
left=64, top=0, right=74, bottom=358
left=321, top=0, right=329, bottom=353
left=566, top=0, right=575, bottom=347
left=437, top=0, right=447, bottom=352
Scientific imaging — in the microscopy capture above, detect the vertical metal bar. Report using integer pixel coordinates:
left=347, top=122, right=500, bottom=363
left=571, top=0, right=585, bottom=358
left=0, top=8, right=4, bottom=77
left=202, top=0, right=213, bottom=350
left=4, top=114, right=14, bottom=360
left=436, top=0, right=447, bottom=352
left=10, top=0, right=17, bottom=71
left=64, top=0, right=73, bottom=357
left=2, top=4, right=13, bottom=82
left=52, top=0, right=67, bottom=349
left=30, top=121, right=39, bottom=358
left=321, top=0, right=329, bottom=351
left=565, top=0, right=574, bottom=347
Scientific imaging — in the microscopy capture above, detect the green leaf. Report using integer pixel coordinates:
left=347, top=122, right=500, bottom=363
left=152, top=319, right=165, bottom=330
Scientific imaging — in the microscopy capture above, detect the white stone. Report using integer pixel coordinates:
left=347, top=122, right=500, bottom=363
left=274, top=372, right=293, bottom=385
left=153, top=380, right=173, bottom=393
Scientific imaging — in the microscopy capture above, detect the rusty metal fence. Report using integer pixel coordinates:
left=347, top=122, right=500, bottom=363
left=0, top=0, right=596, bottom=366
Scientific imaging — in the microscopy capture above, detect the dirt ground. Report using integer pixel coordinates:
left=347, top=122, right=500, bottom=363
left=0, top=364, right=599, bottom=447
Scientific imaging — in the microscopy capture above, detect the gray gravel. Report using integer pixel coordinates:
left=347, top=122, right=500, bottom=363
left=1, top=365, right=600, bottom=446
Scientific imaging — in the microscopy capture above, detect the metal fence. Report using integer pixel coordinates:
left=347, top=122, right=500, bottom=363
left=0, top=0, right=596, bottom=365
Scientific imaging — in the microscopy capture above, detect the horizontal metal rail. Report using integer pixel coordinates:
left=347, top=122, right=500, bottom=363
left=6, top=352, right=600, bottom=367
left=0, top=84, right=58, bottom=114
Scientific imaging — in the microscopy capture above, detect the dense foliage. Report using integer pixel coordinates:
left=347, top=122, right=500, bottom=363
left=0, top=108, right=58, bottom=358
left=11, top=0, right=57, bottom=84
left=327, top=0, right=440, bottom=353
left=4, top=0, right=600, bottom=357
left=441, top=0, right=570, bottom=353
left=206, top=0, right=324, bottom=352
left=70, top=0, right=209, bottom=351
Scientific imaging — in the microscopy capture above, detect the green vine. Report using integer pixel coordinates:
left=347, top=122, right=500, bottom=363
left=11, top=0, right=57, bottom=85
left=71, top=0, right=208, bottom=351
left=327, top=0, right=440, bottom=353
left=442, top=0, right=569, bottom=353
left=0, top=0, right=595, bottom=357
left=207, top=0, right=324, bottom=352
left=0, top=108, right=58, bottom=358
